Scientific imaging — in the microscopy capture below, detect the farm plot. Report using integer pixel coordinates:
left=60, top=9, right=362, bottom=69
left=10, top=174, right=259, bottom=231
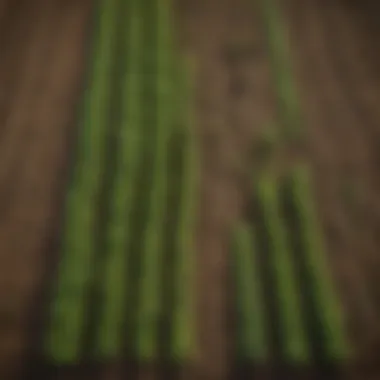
left=43, top=0, right=198, bottom=369
left=1, top=0, right=380, bottom=379
left=230, top=0, right=351, bottom=377
left=281, top=0, right=380, bottom=375
left=232, top=168, right=349, bottom=376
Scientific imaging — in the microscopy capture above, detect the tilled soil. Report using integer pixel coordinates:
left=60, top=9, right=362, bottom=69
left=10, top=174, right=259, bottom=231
left=0, top=0, right=380, bottom=379
left=0, top=0, right=91, bottom=379
left=176, top=0, right=276, bottom=378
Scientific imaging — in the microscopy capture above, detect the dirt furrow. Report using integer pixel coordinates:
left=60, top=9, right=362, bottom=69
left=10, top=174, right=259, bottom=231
left=0, top=0, right=61, bottom=219
left=176, top=0, right=276, bottom=378
left=0, top=1, right=91, bottom=379
left=0, top=0, right=37, bottom=136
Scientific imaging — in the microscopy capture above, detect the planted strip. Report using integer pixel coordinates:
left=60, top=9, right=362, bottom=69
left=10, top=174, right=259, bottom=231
left=255, top=176, right=310, bottom=363
left=95, top=0, right=142, bottom=358
left=257, top=0, right=302, bottom=138
left=171, top=58, right=198, bottom=361
left=232, top=224, right=269, bottom=362
left=45, top=0, right=120, bottom=363
left=136, top=0, right=174, bottom=360
left=283, top=164, right=349, bottom=360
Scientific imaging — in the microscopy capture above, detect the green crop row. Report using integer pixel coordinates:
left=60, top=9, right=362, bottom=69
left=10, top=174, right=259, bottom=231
left=239, top=0, right=349, bottom=368
left=44, top=0, right=197, bottom=365
left=232, top=168, right=349, bottom=365
left=232, top=223, right=268, bottom=362
left=254, top=175, right=310, bottom=363
left=45, top=0, right=121, bottom=363
left=256, top=0, right=302, bottom=140
left=170, top=57, right=198, bottom=361
left=94, top=0, right=143, bottom=358
left=283, top=164, right=349, bottom=361
left=135, top=0, right=175, bottom=360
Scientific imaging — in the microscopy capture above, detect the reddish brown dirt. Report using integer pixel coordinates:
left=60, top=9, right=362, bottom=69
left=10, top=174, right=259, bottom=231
left=1, top=0, right=380, bottom=379
left=0, top=0, right=91, bottom=379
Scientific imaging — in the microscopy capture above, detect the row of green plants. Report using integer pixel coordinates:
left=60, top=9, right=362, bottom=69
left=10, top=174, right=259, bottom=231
left=95, top=0, right=144, bottom=358
left=254, top=175, right=310, bottom=362
left=45, top=0, right=121, bottom=363
left=135, top=0, right=175, bottom=359
left=283, top=165, right=348, bottom=360
left=232, top=168, right=349, bottom=365
left=232, top=223, right=268, bottom=361
left=231, top=0, right=350, bottom=367
left=170, top=58, right=198, bottom=361
left=45, top=0, right=197, bottom=365
left=257, top=0, right=303, bottom=140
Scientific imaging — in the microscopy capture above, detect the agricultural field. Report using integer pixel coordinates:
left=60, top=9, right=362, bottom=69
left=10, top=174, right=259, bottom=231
left=0, top=0, right=380, bottom=379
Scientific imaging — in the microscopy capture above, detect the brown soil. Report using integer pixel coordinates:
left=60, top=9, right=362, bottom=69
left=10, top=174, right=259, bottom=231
left=0, top=0, right=91, bottom=379
left=176, top=0, right=276, bottom=379
left=0, top=0, right=380, bottom=379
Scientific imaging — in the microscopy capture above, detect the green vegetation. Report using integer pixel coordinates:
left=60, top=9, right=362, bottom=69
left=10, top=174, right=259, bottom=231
left=95, top=0, right=142, bottom=357
left=44, top=0, right=349, bottom=369
left=231, top=167, right=349, bottom=365
left=232, top=224, right=268, bottom=361
left=135, top=0, right=174, bottom=360
left=230, top=0, right=350, bottom=369
left=45, top=0, right=197, bottom=365
left=171, top=58, right=198, bottom=360
left=283, top=164, right=350, bottom=360
left=257, top=0, right=302, bottom=140
left=255, top=176, right=310, bottom=362
left=45, top=0, right=121, bottom=363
